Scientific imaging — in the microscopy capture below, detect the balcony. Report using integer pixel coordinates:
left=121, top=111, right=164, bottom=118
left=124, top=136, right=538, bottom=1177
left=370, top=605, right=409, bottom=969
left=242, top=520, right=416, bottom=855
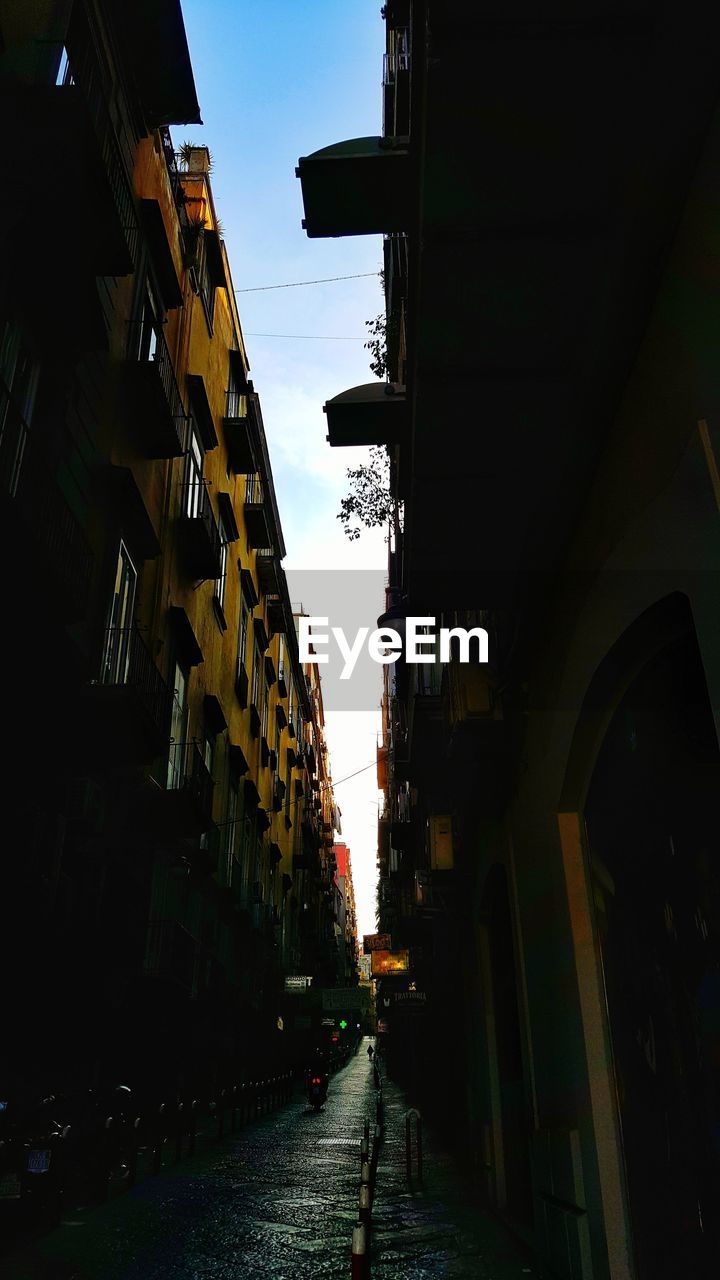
left=266, top=594, right=287, bottom=635
left=223, top=389, right=255, bottom=473
left=83, top=626, right=172, bottom=765
left=277, top=666, right=288, bottom=698
left=245, top=501, right=272, bottom=549
left=144, top=920, right=196, bottom=993
left=0, top=395, right=93, bottom=621
left=6, top=41, right=138, bottom=278
left=177, top=481, right=223, bottom=580
left=149, top=740, right=215, bottom=837
left=126, top=324, right=187, bottom=458
left=296, top=136, right=410, bottom=238
left=255, top=552, right=280, bottom=595
left=382, top=37, right=410, bottom=138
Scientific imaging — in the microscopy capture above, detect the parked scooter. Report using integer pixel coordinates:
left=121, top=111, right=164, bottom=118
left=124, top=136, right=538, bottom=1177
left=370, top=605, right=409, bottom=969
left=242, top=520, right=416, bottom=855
left=19, top=1095, right=69, bottom=1220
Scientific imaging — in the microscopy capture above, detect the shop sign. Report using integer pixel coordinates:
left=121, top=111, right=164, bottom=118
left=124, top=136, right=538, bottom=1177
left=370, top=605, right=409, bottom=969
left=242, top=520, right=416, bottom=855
left=364, top=932, right=392, bottom=953
left=284, top=975, right=313, bottom=993
left=371, top=949, right=410, bottom=977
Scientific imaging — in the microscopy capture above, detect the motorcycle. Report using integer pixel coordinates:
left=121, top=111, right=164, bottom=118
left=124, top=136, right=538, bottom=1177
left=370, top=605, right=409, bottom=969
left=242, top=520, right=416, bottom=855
left=306, top=1073, right=328, bottom=1111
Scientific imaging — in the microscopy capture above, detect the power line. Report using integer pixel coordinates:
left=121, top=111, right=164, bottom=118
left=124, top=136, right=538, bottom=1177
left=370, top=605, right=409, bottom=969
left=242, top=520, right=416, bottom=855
left=236, top=271, right=381, bottom=293
left=245, top=332, right=365, bottom=340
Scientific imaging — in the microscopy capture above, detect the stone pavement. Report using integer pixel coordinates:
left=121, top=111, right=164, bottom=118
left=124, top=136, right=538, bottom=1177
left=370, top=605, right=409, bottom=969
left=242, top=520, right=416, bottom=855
left=371, top=1064, right=547, bottom=1280
left=0, top=1042, right=545, bottom=1279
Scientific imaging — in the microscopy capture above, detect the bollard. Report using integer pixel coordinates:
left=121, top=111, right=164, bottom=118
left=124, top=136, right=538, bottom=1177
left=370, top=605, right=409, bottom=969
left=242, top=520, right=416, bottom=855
left=351, top=1221, right=368, bottom=1280
left=127, top=1117, right=140, bottom=1187
left=405, top=1109, right=423, bottom=1185
left=359, top=1182, right=371, bottom=1225
left=100, top=1116, right=113, bottom=1202
left=188, top=1101, right=197, bottom=1156
left=175, top=1103, right=184, bottom=1162
left=363, top=1118, right=370, bottom=1147
left=360, top=1159, right=371, bottom=1187
left=152, top=1104, right=166, bottom=1175
left=375, top=1091, right=383, bottom=1127
left=370, top=1125, right=381, bottom=1182
left=360, top=1136, right=369, bottom=1162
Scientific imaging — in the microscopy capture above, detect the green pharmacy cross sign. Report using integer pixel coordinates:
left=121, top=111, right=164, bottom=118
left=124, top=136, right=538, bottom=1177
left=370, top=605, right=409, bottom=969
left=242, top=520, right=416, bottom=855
left=339, top=1019, right=348, bottom=1030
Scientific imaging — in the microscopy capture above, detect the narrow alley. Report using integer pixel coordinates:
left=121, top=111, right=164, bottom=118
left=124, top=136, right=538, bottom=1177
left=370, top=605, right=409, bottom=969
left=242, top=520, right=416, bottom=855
left=0, top=1045, right=541, bottom=1280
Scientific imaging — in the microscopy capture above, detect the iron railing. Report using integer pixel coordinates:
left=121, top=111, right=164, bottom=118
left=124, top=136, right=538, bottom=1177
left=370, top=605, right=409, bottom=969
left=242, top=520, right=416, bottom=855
left=382, top=47, right=410, bottom=85
left=167, top=739, right=215, bottom=820
left=57, top=39, right=139, bottom=267
left=225, top=388, right=248, bottom=419
left=130, top=319, right=188, bottom=444
left=100, top=626, right=173, bottom=740
left=179, top=479, right=222, bottom=573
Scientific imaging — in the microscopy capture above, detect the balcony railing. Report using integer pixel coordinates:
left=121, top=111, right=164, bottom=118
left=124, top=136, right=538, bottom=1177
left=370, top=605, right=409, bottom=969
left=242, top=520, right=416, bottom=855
left=0, top=384, right=93, bottom=619
left=166, top=739, right=215, bottom=830
left=382, top=44, right=410, bottom=86
left=225, top=388, right=248, bottom=419
left=177, top=480, right=223, bottom=579
left=127, top=321, right=188, bottom=458
left=58, top=38, right=139, bottom=270
left=100, top=624, right=172, bottom=739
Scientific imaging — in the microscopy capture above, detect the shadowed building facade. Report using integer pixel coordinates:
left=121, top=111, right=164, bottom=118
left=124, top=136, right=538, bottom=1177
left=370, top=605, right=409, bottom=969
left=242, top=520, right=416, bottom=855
left=0, top=0, right=340, bottom=1101
left=298, top=3, right=720, bottom=1277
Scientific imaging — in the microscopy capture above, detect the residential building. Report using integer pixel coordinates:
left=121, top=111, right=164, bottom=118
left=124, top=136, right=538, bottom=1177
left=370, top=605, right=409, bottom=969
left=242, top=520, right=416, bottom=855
left=1, top=0, right=338, bottom=1100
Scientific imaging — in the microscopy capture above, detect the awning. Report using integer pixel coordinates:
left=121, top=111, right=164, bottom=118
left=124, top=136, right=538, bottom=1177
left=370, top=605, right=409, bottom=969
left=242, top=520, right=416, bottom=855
left=296, top=136, right=410, bottom=238
left=324, top=382, right=407, bottom=447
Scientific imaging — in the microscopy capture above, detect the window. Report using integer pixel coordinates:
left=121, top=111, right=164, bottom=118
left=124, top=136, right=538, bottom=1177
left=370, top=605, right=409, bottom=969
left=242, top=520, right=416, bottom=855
left=278, top=635, right=285, bottom=682
left=136, top=284, right=161, bottom=362
left=262, top=684, right=269, bottom=741
left=245, top=473, right=262, bottom=504
left=184, top=417, right=204, bottom=518
left=198, top=235, right=216, bottom=330
left=101, top=542, right=137, bottom=685
left=215, top=515, right=228, bottom=612
left=252, top=642, right=262, bottom=708
left=203, top=733, right=215, bottom=779
left=238, top=597, right=249, bottom=675
left=288, top=681, right=294, bottom=731
left=167, top=660, right=189, bottom=789
left=223, top=778, right=238, bottom=886
left=226, top=356, right=246, bottom=419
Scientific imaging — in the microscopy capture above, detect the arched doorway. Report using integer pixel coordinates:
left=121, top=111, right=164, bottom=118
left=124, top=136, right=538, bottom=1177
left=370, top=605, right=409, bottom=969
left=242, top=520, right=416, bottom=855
left=480, top=864, right=534, bottom=1226
left=584, top=622, right=720, bottom=1277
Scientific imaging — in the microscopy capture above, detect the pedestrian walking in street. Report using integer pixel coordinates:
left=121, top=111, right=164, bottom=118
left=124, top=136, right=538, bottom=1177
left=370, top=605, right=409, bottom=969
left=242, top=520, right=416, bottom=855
left=367, top=1043, right=374, bottom=1059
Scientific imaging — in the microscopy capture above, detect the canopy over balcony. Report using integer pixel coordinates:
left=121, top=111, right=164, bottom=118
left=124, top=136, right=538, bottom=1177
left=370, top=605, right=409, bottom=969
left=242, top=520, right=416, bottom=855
left=324, top=382, right=407, bottom=447
left=296, top=137, right=410, bottom=238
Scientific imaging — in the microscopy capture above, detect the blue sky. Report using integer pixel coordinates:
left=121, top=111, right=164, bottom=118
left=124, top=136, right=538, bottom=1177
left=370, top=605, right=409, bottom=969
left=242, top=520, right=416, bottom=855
left=178, top=0, right=387, bottom=936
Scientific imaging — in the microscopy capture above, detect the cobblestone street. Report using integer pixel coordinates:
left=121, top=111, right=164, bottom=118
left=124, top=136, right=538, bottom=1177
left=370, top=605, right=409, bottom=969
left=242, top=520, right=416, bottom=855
left=0, top=1045, right=543, bottom=1280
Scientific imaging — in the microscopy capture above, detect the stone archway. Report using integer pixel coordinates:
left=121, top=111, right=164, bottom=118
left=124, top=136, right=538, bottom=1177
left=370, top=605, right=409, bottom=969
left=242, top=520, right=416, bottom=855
left=560, top=594, right=720, bottom=1278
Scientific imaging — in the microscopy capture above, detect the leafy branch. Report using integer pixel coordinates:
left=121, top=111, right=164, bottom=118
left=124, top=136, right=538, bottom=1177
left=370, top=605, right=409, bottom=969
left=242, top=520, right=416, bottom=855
left=337, top=447, right=393, bottom=541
